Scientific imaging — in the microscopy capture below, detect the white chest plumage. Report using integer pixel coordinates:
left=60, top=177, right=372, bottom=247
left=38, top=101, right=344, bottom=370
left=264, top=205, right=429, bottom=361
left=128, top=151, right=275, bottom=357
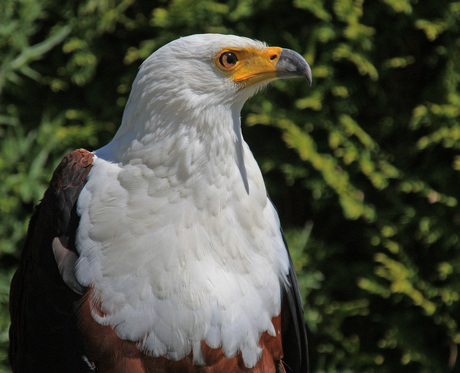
left=75, top=126, right=290, bottom=367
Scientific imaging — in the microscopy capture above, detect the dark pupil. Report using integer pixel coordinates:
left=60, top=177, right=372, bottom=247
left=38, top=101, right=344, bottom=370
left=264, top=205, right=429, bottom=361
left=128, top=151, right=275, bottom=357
left=222, top=52, right=237, bottom=66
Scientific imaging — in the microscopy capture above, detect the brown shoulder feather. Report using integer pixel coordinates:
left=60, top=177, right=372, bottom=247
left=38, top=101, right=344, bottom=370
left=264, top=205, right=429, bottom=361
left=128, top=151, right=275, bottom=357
left=9, top=149, right=94, bottom=372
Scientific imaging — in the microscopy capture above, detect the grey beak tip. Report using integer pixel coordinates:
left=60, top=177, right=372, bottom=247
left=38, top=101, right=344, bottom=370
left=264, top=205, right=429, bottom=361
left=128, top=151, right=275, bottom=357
left=276, top=48, right=312, bottom=87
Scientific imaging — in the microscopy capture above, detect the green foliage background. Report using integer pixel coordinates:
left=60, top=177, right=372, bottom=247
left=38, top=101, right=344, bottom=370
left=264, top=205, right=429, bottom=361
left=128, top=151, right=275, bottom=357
left=1, top=0, right=459, bottom=371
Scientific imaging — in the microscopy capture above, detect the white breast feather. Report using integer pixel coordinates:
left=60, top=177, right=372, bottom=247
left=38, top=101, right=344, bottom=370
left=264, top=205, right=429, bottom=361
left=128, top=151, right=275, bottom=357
left=77, top=150, right=288, bottom=366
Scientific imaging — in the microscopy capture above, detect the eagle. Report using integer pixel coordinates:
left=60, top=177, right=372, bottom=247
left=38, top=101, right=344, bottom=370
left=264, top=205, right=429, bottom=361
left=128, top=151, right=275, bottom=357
left=9, top=34, right=311, bottom=373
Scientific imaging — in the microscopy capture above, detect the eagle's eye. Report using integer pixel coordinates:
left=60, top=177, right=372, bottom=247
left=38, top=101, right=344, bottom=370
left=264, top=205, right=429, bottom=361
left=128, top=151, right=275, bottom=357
left=219, top=52, right=238, bottom=68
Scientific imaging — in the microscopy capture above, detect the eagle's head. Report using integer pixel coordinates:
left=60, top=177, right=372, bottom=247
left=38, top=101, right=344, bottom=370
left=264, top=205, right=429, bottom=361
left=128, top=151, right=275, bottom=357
left=105, top=34, right=311, bottom=162
left=135, top=34, right=311, bottom=108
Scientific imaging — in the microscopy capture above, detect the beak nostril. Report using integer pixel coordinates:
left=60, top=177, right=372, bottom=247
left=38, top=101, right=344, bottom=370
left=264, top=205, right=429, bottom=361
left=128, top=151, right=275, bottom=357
left=270, top=54, right=278, bottom=61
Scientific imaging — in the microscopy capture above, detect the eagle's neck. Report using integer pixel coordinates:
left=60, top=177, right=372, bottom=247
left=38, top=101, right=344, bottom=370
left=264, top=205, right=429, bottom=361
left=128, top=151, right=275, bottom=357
left=97, top=100, right=250, bottom=192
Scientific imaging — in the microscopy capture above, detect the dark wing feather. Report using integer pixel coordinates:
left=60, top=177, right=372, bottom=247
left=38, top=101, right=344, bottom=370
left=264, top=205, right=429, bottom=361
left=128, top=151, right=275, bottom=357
left=9, top=149, right=94, bottom=373
left=281, top=230, right=309, bottom=373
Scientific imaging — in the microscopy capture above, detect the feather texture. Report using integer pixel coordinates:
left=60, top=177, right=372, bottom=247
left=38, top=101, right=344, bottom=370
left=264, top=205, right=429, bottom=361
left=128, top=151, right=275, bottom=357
left=76, top=111, right=289, bottom=366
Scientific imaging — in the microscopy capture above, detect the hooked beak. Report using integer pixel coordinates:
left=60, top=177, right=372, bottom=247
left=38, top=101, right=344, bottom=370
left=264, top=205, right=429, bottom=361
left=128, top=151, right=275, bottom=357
left=275, top=48, right=312, bottom=87
left=226, top=46, right=312, bottom=88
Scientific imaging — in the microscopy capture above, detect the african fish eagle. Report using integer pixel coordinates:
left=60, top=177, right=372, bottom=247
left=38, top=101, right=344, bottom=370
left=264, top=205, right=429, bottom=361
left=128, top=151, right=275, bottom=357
left=9, top=34, right=312, bottom=372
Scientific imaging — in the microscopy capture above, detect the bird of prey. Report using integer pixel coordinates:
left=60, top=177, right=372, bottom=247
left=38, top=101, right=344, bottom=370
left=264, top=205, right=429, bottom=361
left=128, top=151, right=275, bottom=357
left=9, top=34, right=311, bottom=373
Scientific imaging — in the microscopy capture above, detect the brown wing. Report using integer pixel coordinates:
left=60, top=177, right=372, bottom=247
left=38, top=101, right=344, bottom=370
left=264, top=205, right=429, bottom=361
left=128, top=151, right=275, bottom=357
left=9, top=149, right=94, bottom=372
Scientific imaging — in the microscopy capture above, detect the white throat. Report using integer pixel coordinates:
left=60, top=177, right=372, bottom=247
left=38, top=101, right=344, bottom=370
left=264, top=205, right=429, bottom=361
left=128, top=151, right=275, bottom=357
left=98, top=97, right=250, bottom=194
